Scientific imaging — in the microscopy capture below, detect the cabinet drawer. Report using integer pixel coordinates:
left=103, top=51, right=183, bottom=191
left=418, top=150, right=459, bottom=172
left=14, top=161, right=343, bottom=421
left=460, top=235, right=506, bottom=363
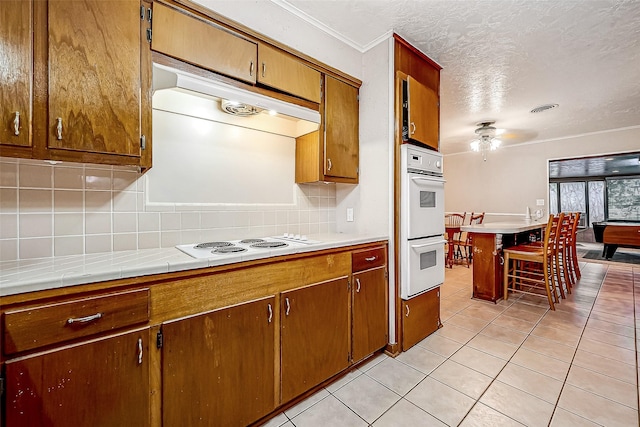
left=3, top=288, right=150, bottom=355
left=352, top=247, right=386, bottom=272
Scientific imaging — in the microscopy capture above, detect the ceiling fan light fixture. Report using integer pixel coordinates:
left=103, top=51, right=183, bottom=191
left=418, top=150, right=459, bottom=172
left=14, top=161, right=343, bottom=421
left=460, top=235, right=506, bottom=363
left=470, top=121, right=501, bottom=161
left=530, top=103, right=559, bottom=113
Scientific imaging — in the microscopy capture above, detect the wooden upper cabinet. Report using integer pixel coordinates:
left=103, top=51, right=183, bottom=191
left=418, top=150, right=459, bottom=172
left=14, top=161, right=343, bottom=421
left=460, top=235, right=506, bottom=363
left=406, top=75, right=439, bottom=150
left=281, top=278, right=350, bottom=403
left=295, top=76, right=359, bottom=184
left=325, top=75, right=359, bottom=179
left=151, top=3, right=257, bottom=84
left=47, top=0, right=142, bottom=157
left=0, top=0, right=32, bottom=148
left=5, top=328, right=150, bottom=427
left=162, top=297, right=276, bottom=426
left=257, top=43, right=321, bottom=103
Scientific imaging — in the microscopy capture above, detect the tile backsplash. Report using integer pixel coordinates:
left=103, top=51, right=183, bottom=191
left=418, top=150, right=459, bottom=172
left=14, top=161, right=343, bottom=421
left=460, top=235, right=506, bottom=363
left=0, top=157, right=336, bottom=262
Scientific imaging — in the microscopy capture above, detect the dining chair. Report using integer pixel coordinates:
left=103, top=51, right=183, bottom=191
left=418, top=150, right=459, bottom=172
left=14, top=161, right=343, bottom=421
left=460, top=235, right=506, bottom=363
left=445, top=213, right=465, bottom=267
left=454, top=212, right=485, bottom=267
left=503, top=214, right=563, bottom=310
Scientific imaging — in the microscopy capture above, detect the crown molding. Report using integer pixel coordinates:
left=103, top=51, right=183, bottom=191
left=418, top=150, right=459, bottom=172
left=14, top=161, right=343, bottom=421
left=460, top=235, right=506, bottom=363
left=270, top=0, right=391, bottom=53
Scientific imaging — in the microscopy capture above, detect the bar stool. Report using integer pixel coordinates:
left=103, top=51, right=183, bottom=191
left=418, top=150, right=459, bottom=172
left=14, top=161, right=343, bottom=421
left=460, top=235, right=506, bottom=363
left=567, top=212, right=582, bottom=282
left=455, top=212, right=485, bottom=266
left=503, top=214, right=563, bottom=310
left=554, top=214, right=572, bottom=298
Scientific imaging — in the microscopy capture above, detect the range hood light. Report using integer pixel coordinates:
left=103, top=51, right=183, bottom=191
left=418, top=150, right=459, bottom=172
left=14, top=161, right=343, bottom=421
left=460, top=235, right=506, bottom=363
left=268, top=110, right=278, bottom=116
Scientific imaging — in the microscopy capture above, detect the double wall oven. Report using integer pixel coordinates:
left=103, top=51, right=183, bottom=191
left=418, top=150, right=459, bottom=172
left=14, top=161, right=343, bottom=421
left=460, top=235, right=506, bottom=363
left=400, top=144, right=446, bottom=299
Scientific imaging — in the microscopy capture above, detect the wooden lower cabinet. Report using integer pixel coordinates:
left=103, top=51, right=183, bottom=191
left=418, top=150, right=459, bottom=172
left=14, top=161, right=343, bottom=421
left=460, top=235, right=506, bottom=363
left=161, top=296, right=276, bottom=427
left=4, top=328, right=150, bottom=427
left=401, top=287, right=440, bottom=350
left=281, top=277, right=350, bottom=403
left=352, top=266, right=388, bottom=363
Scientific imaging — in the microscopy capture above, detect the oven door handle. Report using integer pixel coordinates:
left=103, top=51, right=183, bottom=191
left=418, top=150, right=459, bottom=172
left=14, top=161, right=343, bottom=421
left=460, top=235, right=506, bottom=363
left=411, top=240, right=447, bottom=249
left=410, top=176, right=446, bottom=184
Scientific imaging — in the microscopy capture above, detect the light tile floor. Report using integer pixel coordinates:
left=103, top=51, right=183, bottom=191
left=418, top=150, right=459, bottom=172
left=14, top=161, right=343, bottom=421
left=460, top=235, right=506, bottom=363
left=263, top=260, right=639, bottom=426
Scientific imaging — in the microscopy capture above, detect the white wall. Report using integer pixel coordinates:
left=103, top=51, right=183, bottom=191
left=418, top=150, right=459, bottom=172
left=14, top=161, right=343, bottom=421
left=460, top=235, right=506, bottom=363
left=444, top=126, right=640, bottom=221
left=336, top=38, right=393, bottom=236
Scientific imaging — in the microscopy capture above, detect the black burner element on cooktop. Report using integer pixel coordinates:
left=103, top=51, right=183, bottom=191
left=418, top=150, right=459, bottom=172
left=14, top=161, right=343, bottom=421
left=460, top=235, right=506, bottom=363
left=212, top=246, right=247, bottom=254
left=194, top=242, right=232, bottom=249
left=239, top=238, right=265, bottom=244
left=251, top=241, right=288, bottom=249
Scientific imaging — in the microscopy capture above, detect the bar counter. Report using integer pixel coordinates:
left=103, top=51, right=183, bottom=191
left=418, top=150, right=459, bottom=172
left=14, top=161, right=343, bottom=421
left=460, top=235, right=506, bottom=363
left=461, top=220, right=546, bottom=302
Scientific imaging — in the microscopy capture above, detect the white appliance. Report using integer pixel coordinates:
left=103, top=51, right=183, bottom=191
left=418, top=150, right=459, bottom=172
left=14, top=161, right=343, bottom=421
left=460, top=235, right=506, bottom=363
left=400, top=144, right=446, bottom=299
left=176, top=235, right=318, bottom=261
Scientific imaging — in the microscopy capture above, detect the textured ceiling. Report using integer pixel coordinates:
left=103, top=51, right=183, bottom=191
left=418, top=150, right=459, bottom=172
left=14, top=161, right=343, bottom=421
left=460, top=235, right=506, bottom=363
left=275, top=0, right=640, bottom=154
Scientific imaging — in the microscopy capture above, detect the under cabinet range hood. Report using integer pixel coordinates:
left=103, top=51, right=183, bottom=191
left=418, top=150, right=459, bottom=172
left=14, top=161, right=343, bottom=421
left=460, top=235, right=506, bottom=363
left=152, top=64, right=320, bottom=138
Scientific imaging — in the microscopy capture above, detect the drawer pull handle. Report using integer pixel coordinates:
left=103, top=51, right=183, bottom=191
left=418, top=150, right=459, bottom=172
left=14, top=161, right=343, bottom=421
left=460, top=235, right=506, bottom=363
left=137, top=338, right=143, bottom=365
left=365, top=256, right=376, bottom=262
left=355, top=278, right=361, bottom=293
left=285, top=297, right=291, bottom=316
left=267, top=303, right=273, bottom=323
left=67, top=312, right=103, bottom=325
left=262, top=62, right=266, bottom=78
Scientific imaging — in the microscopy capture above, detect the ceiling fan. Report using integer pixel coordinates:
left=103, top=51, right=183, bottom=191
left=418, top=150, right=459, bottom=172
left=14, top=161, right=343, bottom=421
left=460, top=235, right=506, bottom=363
left=470, top=121, right=501, bottom=161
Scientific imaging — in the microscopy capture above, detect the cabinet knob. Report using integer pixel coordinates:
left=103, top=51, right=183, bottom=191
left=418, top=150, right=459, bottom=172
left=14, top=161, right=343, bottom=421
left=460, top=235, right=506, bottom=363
left=262, top=62, right=266, bottom=78
left=267, top=303, right=273, bottom=323
left=56, top=117, right=63, bottom=140
left=405, top=305, right=410, bottom=317
left=355, top=278, right=361, bottom=293
left=250, top=60, right=254, bottom=77
left=13, top=111, right=20, bottom=136
left=285, top=297, right=291, bottom=316
left=410, top=122, right=416, bottom=135
left=327, top=158, right=332, bottom=171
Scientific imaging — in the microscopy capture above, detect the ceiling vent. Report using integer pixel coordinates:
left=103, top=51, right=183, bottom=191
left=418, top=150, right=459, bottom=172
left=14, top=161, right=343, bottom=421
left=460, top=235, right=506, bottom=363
left=530, top=103, right=559, bottom=113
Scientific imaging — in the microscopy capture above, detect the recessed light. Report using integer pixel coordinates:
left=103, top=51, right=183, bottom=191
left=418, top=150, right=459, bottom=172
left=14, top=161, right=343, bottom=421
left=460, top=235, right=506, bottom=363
left=530, top=104, right=559, bottom=113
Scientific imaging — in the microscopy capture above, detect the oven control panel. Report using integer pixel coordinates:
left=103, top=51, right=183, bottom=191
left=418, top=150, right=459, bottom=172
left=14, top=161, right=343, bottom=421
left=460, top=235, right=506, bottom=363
left=403, top=144, right=443, bottom=176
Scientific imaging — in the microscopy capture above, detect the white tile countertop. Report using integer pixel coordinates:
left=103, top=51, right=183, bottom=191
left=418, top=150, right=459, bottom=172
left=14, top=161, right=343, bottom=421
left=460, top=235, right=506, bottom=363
left=460, top=220, right=547, bottom=234
left=0, top=234, right=388, bottom=297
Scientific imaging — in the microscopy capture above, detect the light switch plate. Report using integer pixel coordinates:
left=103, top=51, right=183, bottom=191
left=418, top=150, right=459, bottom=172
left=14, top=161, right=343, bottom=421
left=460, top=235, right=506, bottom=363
left=346, top=208, right=354, bottom=222
left=536, top=199, right=545, bottom=206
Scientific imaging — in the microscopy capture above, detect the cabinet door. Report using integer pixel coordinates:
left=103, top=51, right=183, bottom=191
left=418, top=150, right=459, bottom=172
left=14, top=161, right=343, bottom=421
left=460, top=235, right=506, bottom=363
left=407, top=75, right=439, bottom=150
left=0, top=0, right=32, bottom=148
left=402, top=287, right=440, bottom=350
left=151, top=3, right=257, bottom=83
left=352, top=267, right=388, bottom=363
left=258, top=43, right=321, bottom=103
left=5, top=328, right=150, bottom=427
left=47, top=0, right=142, bottom=157
left=324, top=76, right=359, bottom=180
left=162, top=297, right=276, bottom=426
left=281, top=277, right=350, bottom=402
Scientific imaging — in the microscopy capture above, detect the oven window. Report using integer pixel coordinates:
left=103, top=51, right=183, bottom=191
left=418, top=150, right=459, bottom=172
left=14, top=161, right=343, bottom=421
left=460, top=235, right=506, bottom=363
left=419, top=250, right=437, bottom=270
left=420, top=191, right=436, bottom=208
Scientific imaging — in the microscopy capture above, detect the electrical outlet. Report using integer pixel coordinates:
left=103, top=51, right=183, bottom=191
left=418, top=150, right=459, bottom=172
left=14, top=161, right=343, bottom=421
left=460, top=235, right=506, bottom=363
left=346, top=208, right=354, bottom=222
left=536, top=199, right=545, bottom=206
